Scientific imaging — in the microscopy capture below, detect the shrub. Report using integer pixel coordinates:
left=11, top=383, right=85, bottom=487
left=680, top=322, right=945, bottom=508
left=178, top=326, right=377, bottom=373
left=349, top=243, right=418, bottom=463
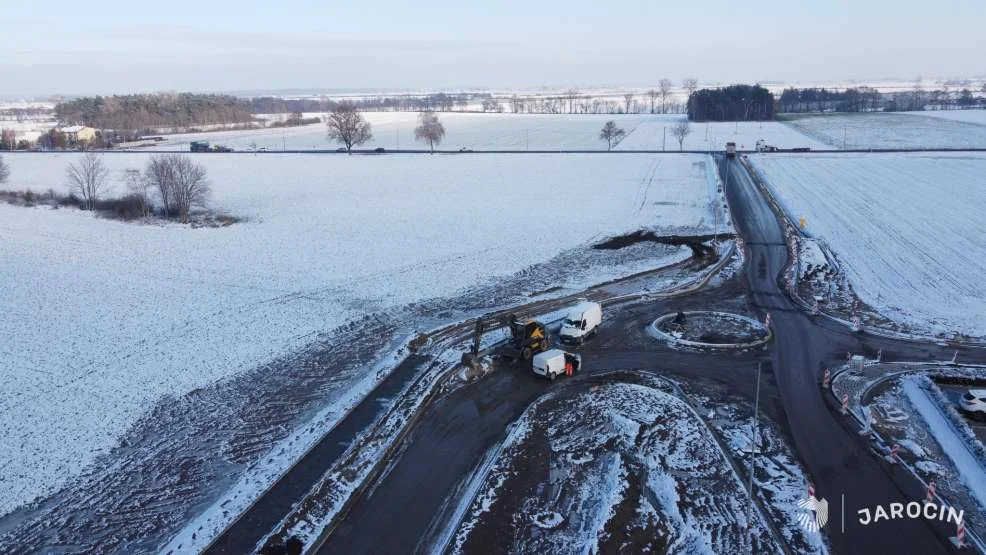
left=95, top=194, right=147, bottom=221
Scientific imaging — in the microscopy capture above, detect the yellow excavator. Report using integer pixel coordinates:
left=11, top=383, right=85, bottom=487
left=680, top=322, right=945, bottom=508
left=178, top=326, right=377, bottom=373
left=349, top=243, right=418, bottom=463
left=461, top=313, right=551, bottom=367
left=500, top=314, right=550, bottom=361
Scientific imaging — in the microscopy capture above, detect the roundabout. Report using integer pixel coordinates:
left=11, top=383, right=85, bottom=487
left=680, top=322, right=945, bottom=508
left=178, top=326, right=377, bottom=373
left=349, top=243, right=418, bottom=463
left=650, top=310, right=772, bottom=350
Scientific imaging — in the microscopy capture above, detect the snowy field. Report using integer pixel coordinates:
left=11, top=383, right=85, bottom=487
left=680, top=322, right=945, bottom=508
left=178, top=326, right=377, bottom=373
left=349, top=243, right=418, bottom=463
left=908, top=110, right=986, bottom=127
left=616, top=117, right=828, bottom=152
left=0, top=152, right=722, bottom=518
left=141, top=112, right=825, bottom=152
left=146, top=113, right=661, bottom=152
left=752, top=152, right=986, bottom=338
left=781, top=113, right=986, bottom=149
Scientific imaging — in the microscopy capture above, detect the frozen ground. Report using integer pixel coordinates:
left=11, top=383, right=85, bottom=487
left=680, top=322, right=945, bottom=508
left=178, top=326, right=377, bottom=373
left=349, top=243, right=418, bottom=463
left=751, top=152, right=986, bottom=339
left=616, top=117, right=827, bottom=152
left=907, top=110, right=986, bottom=127
left=449, top=377, right=780, bottom=554
left=868, top=370, right=986, bottom=542
left=780, top=113, right=986, bottom=149
left=144, top=113, right=661, bottom=152
left=0, top=152, right=722, bottom=520
left=902, top=379, right=986, bottom=512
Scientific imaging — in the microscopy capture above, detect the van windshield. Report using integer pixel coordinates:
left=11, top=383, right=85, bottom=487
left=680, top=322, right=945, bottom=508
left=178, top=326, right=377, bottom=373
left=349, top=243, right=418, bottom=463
left=563, top=318, right=579, bottom=327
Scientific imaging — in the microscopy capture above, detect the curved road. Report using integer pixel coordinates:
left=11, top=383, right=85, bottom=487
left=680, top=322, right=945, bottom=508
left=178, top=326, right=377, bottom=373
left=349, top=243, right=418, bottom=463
left=315, top=156, right=986, bottom=554
left=230, top=154, right=986, bottom=554
left=724, top=156, right=984, bottom=553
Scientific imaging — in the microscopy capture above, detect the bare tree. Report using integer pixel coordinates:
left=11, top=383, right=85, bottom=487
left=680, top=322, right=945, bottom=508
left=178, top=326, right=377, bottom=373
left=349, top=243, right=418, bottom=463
left=414, top=110, right=446, bottom=153
left=683, top=78, right=699, bottom=98
left=564, top=89, right=580, bottom=114
left=123, top=168, right=152, bottom=217
left=599, top=121, right=626, bottom=150
left=145, top=155, right=210, bottom=223
left=0, top=155, right=9, bottom=185
left=510, top=95, right=524, bottom=113
left=623, top=93, right=634, bottom=114
left=326, top=102, right=373, bottom=153
left=658, top=78, right=674, bottom=113
left=66, top=152, right=109, bottom=210
left=670, top=119, right=691, bottom=150
left=646, top=90, right=659, bottom=114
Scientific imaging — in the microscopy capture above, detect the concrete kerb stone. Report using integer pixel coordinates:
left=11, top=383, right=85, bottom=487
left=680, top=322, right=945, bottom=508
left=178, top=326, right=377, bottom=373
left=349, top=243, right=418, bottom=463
left=649, top=310, right=772, bottom=350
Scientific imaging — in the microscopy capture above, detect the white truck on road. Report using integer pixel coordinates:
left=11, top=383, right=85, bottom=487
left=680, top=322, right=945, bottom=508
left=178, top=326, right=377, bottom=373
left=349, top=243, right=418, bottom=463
left=532, top=349, right=582, bottom=381
left=559, top=301, right=602, bottom=344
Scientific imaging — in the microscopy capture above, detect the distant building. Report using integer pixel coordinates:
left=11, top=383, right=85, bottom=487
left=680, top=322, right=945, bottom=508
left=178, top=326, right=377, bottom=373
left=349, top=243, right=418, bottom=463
left=58, top=125, right=97, bottom=145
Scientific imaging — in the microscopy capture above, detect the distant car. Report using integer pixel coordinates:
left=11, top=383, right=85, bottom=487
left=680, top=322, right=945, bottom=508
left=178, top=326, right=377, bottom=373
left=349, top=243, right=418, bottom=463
left=258, top=147, right=268, bottom=152
left=960, top=389, right=986, bottom=418
left=336, top=147, right=347, bottom=152
left=459, top=147, right=473, bottom=152
left=374, top=147, right=386, bottom=153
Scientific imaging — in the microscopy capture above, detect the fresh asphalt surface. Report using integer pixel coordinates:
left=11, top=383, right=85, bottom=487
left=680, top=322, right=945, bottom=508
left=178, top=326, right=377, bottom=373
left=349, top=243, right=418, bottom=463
left=724, top=156, right=986, bottom=553
left=204, top=354, right=430, bottom=554
left=209, top=156, right=986, bottom=554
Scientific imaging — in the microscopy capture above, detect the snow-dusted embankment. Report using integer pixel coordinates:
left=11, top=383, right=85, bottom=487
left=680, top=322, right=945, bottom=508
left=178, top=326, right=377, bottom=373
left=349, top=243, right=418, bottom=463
left=450, top=380, right=780, bottom=554
left=751, top=152, right=986, bottom=339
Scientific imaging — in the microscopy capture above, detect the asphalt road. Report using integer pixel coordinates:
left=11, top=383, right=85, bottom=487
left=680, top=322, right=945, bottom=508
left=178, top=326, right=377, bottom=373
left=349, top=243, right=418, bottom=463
left=315, top=157, right=986, bottom=554
left=723, top=156, right=984, bottom=553
left=204, top=354, right=431, bottom=554
left=211, top=154, right=986, bottom=554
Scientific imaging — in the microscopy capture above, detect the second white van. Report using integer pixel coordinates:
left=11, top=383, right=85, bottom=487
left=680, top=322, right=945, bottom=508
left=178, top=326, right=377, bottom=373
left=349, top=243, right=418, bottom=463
left=559, top=301, right=602, bottom=344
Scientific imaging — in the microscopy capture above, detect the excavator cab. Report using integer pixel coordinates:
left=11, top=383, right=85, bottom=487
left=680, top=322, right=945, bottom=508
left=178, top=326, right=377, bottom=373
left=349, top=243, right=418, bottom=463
left=502, top=314, right=550, bottom=361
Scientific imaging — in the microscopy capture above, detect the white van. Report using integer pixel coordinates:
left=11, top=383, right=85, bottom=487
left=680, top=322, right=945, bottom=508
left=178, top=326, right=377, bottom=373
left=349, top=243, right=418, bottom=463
left=559, top=301, right=602, bottom=344
left=532, top=349, right=582, bottom=381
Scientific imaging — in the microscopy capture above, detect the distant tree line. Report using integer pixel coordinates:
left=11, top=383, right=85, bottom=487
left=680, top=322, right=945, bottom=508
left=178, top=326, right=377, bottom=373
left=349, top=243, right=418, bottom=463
left=246, top=92, right=490, bottom=114
left=248, top=85, right=698, bottom=116
left=55, top=93, right=255, bottom=132
left=778, top=83, right=986, bottom=113
left=687, top=85, right=775, bottom=122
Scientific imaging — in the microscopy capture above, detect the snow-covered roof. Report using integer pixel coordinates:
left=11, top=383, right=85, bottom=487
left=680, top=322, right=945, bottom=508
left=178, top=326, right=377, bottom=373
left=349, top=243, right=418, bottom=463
left=58, top=125, right=87, bottom=133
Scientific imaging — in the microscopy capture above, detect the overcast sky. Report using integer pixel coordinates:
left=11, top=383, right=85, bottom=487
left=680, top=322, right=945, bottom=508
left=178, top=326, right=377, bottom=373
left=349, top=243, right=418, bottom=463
left=3, top=0, right=983, bottom=97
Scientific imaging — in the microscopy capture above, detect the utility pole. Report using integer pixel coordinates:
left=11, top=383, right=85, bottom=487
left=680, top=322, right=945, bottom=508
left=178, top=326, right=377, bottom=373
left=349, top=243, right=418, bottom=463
left=746, top=361, right=762, bottom=538
left=843, top=126, right=847, bottom=150
left=663, top=126, right=666, bottom=151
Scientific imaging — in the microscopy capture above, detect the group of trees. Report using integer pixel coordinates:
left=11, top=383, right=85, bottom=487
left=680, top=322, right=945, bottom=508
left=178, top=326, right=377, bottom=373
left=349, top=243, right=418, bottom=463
left=252, top=82, right=700, bottom=118
left=248, top=92, right=486, bottom=114
left=55, top=93, right=255, bottom=132
left=324, top=103, right=448, bottom=153
left=687, top=85, right=775, bottom=122
left=598, top=119, right=691, bottom=150
left=778, top=82, right=986, bottom=113
left=62, top=153, right=210, bottom=222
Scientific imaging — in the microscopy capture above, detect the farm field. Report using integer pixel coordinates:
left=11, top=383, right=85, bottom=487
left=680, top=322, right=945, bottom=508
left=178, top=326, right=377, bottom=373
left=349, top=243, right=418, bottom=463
left=751, top=152, right=986, bottom=338
left=143, top=112, right=827, bottom=152
left=908, top=109, right=986, bottom=127
left=147, top=113, right=660, bottom=152
left=616, top=118, right=827, bottom=151
left=781, top=112, right=986, bottom=149
left=0, top=152, right=725, bottom=519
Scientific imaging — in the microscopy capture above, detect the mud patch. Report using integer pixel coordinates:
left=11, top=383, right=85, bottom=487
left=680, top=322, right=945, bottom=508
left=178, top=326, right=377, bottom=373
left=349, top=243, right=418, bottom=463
left=450, top=375, right=778, bottom=554
left=593, top=230, right=733, bottom=259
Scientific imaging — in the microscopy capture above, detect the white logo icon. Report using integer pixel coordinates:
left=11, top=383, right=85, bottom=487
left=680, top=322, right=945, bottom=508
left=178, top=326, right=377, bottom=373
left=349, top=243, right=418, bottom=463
left=798, top=493, right=829, bottom=532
